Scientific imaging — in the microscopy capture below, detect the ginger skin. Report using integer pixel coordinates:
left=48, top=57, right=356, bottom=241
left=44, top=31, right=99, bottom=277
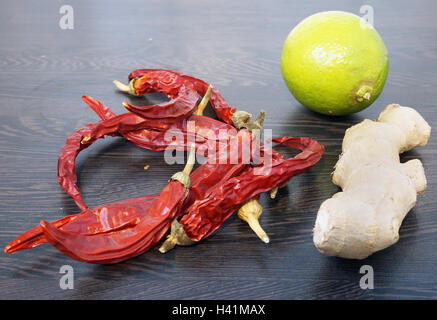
left=313, top=104, right=431, bottom=259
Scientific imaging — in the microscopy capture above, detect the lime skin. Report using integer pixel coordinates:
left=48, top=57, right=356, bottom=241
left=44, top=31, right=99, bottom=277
left=281, top=11, right=389, bottom=116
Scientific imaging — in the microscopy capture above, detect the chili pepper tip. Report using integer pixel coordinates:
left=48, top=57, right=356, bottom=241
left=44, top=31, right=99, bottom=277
left=270, top=187, right=279, bottom=199
left=270, top=182, right=288, bottom=199
left=122, top=100, right=131, bottom=112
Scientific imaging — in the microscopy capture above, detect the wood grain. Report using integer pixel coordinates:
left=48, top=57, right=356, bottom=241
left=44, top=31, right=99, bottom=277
left=1, top=0, right=437, bottom=299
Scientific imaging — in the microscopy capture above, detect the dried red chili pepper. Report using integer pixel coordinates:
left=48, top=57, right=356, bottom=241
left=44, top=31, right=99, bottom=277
left=62, top=91, right=236, bottom=210
left=5, top=69, right=325, bottom=264
left=82, top=95, right=176, bottom=151
left=4, top=194, right=159, bottom=253
left=7, top=135, right=322, bottom=258
left=122, top=84, right=198, bottom=122
left=125, top=69, right=237, bottom=125
left=112, top=69, right=201, bottom=122
left=120, top=69, right=271, bottom=137
left=62, top=82, right=269, bottom=211
left=39, top=145, right=196, bottom=264
left=59, top=85, right=211, bottom=210
left=6, top=131, right=254, bottom=254
left=180, top=136, right=324, bottom=241
left=121, top=69, right=280, bottom=168
left=114, top=69, right=277, bottom=161
left=116, top=70, right=284, bottom=203
left=57, top=112, right=172, bottom=211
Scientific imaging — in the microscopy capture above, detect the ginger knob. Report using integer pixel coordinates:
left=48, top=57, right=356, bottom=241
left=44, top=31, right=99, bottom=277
left=313, top=104, right=431, bottom=259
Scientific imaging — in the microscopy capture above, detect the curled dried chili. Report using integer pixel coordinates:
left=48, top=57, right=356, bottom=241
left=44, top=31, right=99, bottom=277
left=60, top=87, right=216, bottom=210
left=125, top=69, right=237, bottom=125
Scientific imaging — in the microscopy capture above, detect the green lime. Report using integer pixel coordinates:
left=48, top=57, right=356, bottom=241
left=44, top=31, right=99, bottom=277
left=281, top=11, right=389, bottom=116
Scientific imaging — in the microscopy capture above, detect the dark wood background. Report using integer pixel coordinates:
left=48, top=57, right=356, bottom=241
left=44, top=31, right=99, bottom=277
left=1, top=0, right=436, bottom=300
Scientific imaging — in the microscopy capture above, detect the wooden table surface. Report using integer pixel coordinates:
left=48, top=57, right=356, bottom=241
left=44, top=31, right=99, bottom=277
left=1, top=0, right=436, bottom=300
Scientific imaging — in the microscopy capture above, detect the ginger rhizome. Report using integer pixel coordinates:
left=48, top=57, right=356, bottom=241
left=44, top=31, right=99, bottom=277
left=313, top=104, right=431, bottom=259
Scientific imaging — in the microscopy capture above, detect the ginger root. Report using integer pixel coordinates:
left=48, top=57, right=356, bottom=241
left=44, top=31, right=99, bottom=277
left=313, top=104, right=431, bottom=259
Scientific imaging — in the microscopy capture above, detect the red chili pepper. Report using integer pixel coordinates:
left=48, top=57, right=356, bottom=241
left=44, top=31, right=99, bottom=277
left=84, top=94, right=235, bottom=149
left=61, top=93, right=252, bottom=210
left=11, top=123, right=266, bottom=251
left=113, top=70, right=202, bottom=122
left=180, top=136, right=324, bottom=241
left=5, top=69, right=325, bottom=264
left=82, top=95, right=179, bottom=151
left=57, top=112, right=171, bottom=211
left=4, top=194, right=159, bottom=253
left=123, top=84, right=199, bottom=122
left=7, top=135, right=322, bottom=258
left=60, top=84, right=218, bottom=210
left=39, top=146, right=196, bottom=264
left=127, top=69, right=237, bottom=125
left=57, top=113, right=233, bottom=210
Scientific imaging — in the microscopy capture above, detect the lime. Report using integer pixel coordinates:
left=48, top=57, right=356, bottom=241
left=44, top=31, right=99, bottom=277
left=281, top=11, right=389, bottom=116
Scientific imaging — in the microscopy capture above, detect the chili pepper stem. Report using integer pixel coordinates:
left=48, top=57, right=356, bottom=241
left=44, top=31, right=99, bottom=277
left=233, top=109, right=268, bottom=233
left=159, top=220, right=196, bottom=253
left=254, top=110, right=266, bottom=128
left=195, top=85, right=213, bottom=116
left=238, top=199, right=269, bottom=244
left=171, top=144, right=196, bottom=188
left=270, top=182, right=288, bottom=199
left=248, top=219, right=270, bottom=244
left=270, top=187, right=279, bottom=199
left=113, top=80, right=130, bottom=92
left=113, top=79, right=137, bottom=96
left=232, top=110, right=266, bottom=131
left=183, top=144, right=196, bottom=175
left=81, top=136, right=91, bottom=145
left=160, top=145, right=197, bottom=253
left=158, top=237, right=177, bottom=253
